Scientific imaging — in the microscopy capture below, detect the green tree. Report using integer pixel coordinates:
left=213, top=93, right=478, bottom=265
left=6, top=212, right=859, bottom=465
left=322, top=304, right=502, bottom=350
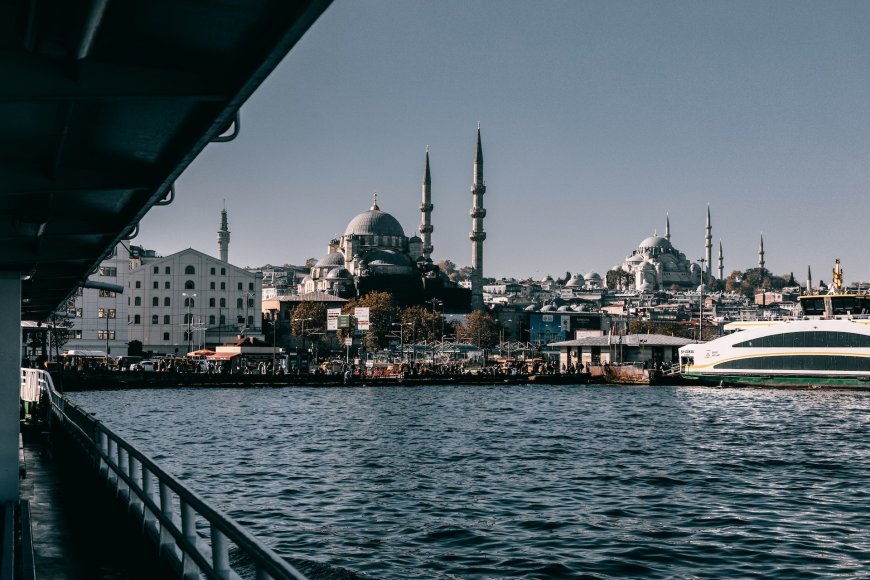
left=437, top=259, right=458, bottom=280
left=289, top=302, right=326, bottom=335
left=127, top=340, right=144, bottom=357
left=400, top=305, right=443, bottom=344
left=342, top=291, right=400, bottom=351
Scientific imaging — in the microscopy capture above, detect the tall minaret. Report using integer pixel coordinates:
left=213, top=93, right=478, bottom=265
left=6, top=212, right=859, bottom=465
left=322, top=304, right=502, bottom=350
left=704, top=205, right=713, bottom=281
left=419, top=148, right=434, bottom=262
left=665, top=214, right=671, bottom=242
left=758, top=233, right=765, bottom=272
left=469, top=123, right=487, bottom=311
left=717, top=240, right=724, bottom=280
left=218, top=204, right=230, bottom=262
left=807, top=265, right=813, bottom=294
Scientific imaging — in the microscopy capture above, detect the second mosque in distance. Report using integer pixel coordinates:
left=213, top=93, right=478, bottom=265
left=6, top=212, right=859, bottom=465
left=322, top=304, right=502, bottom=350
left=298, top=128, right=491, bottom=311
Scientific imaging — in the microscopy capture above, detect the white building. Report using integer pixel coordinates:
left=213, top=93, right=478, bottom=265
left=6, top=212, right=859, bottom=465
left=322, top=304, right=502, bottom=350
left=126, top=248, right=262, bottom=354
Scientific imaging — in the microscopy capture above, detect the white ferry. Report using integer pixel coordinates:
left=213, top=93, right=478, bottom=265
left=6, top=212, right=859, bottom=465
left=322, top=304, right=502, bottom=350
left=679, top=262, right=870, bottom=388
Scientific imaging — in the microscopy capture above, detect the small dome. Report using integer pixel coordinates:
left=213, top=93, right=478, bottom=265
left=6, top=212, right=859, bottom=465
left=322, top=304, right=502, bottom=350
left=584, top=272, right=602, bottom=281
left=565, top=274, right=585, bottom=287
left=326, top=268, right=352, bottom=280
left=524, top=305, right=536, bottom=311
left=557, top=305, right=570, bottom=312
left=344, top=205, right=405, bottom=237
left=314, top=252, right=345, bottom=268
left=409, top=235, right=422, bottom=242
left=638, top=236, right=672, bottom=250
left=638, top=281, right=653, bottom=292
left=540, top=305, right=554, bottom=312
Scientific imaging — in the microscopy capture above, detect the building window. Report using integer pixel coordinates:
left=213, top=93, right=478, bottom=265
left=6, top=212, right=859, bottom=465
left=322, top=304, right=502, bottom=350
left=237, top=316, right=244, bottom=324
left=152, top=297, right=159, bottom=307
left=74, top=330, right=82, bottom=339
left=134, top=315, right=141, bottom=324
left=165, top=281, right=170, bottom=289
left=219, top=315, right=226, bottom=325
left=99, top=267, right=117, bottom=277
left=153, top=281, right=158, bottom=289
left=184, top=313, right=193, bottom=324
left=238, top=282, right=243, bottom=291
left=97, top=308, right=116, bottom=319
left=247, top=298, right=254, bottom=308
left=184, top=330, right=192, bottom=342
left=185, top=265, right=195, bottom=275
left=219, top=298, right=226, bottom=308
left=247, top=315, right=253, bottom=326
left=184, top=297, right=195, bottom=308
left=210, top=267, right=216, bottom=275
left=236, top=298, right=243, bottom=308
left=152, top=315, right=158, bottom=324
left=209, top=315, right=215, bottom=325
left=163, top=332, right=170, bottom=341
left=135, top=281, right=141, bottom=289
left=164, top=297, right=170, bottom=307
left=97, top=330, right=116, bottom=340
left=75, top=308, right=82, bottom=317
left=185, top=280, right=195, bottom=290
left=165, top=267, right=170, bottom=274
left=209, top=298, right=215, bottom=307
left=134, top=297, right=141, bottom=306
left=249, top=282, right=254, bottom=291
left=153, top=266, right=159, bottom=274
left=163, top=315, right=170, bottom=324
left=221, top=268, right=226, bottom=275
left=98, top=289, right=116, bottom=297
left=220, top=282, right=226, bottom=290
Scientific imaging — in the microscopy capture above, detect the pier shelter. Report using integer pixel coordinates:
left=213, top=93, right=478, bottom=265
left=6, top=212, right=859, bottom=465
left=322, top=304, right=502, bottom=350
left=549, top=334, right=693, bottom=369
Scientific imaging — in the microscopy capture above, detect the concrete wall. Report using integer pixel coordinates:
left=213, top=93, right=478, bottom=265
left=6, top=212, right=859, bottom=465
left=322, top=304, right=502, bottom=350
left=0, top=272, right=20, bottom=501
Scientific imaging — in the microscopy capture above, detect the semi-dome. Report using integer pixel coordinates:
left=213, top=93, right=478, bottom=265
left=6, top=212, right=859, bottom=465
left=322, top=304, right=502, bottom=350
left=326, top=268, right=352, bottom=280
left=344, top=203, right=405, bottom=237
left=361, top=249, right=415, bottom=275
left=314, top=252, right=345, bottom=268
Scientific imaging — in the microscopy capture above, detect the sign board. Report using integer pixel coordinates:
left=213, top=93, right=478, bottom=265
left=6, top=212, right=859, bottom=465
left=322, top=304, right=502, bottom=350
left=345, top=337, right=353, bottom=346
left=339, top=315, right=351, bottom=329
left=354, top=307, right=370, bottom=331
left=326, top=308, right=341, bottom=331
left=541, top=314, right=553, bottom=322
left=561, top=315, right=571, bottom=331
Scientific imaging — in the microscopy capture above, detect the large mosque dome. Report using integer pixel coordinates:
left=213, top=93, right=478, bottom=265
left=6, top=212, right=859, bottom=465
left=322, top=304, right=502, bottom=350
left=343, top=202, right=405, bottom=237
left=638, top=236, right=672, bottom=251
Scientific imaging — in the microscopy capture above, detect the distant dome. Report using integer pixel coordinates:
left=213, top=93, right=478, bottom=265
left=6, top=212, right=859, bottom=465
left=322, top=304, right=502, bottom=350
left=584, top=272, right=602, bottom=281
left=362, top=249, right=415, bottom=275
left=540, top=305, right=554, bottom=312
left=409, top=235, right=422, bottom=242
left=314, top=252, right=345, bottom=268
left=638, top=236, right=672, bottom=251
left=344, top=203, right=405, bottom=237
left=524, top=305, right=536, bottom=311
left=565, top=274, right=585, bottom=287
left=557, top=305, right=570, bottom=312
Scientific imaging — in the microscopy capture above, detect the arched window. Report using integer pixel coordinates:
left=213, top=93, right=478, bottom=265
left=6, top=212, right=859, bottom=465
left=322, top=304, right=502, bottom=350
left=237, top=282, right=243, bottom=291
left=134, top=297, right=141, bottom=306
left=209, top=315, right=215, bottom=325
left=184, top=297, right=194, bottom=308
left=236, top=298, right=243, bottom=308
left=184, top=313, right=193, bottom=324
left=163, top=315, right=170, bottom=324
left=219, top=315, right=226, bottom=325
left=219, top=298, right=226, bottom=308
left=185, top=265, right=195, bottom=275
left=153, top=281, right=158, bottom=289
left=152, top=297, right=159, bottom=307
left=247, top=315, right=254, bottom=326
left=247, top=298, right=254, bottom=308
left=164, top=297, right=171, bottom=307
left=185, top=280, right=195, bottom=290
left=209, top=298, right=215, bottom=307
left=134, top=314, right=141, bottom=324
left=165, top=281, right=170, bottom=289
left=152, top=315, right=158, bottom=324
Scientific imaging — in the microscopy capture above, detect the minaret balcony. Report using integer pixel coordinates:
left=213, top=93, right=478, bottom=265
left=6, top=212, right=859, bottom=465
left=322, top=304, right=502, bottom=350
left=469, top=231, right=487, bottom=242
left=419, top=225, right=433, bottom=234
left=470, top=184, right=487, bottom=195
left=470, top=208, right=487, bottom=218
left=423, top=245, right=433, bottom=254
left=420, top=203, right=434, bottom=212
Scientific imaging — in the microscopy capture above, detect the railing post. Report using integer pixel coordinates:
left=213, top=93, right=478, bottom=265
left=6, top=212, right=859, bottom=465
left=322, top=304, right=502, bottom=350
left=117, top=446, right=129, bottom=501
left=180, top=501, right=199, bottom=578
left=127, top=455, right=139, bottom=514
left=211, top=526, right=230, bottom=579
left=158, top=482, right=174, bottom=553
left=142, top=467, right=157, bottom=533
left=98, top=430, right=109, bottom=478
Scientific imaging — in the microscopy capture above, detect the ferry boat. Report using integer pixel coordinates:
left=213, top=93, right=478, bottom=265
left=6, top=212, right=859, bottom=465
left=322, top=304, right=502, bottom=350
left=679, top=261, right=870, bottom=388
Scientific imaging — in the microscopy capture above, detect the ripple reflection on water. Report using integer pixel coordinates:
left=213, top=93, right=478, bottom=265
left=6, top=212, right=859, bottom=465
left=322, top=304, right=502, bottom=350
left=70, top=385, right=870, bottom=578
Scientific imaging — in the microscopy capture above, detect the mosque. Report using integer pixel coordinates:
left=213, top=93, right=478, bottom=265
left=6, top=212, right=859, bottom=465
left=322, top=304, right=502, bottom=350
left=298, top=129, right=489, bottom=311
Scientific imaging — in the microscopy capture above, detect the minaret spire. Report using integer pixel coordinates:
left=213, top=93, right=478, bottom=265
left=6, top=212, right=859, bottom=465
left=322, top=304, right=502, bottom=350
left=758, top=233, right=765, bottom=272
left=371, top=191, right=379, bottom=211
left=419, top=148, right=434, bottom=262
left=807, top=265, right=813, bottom=295
left=665, top=213, right=671, bottom=241
left=217, top=203, right=230, bottom=262
left=704, top=204, right=712, bottom=282
left=469, top=124, right=487, bottom=311
left=717, top=239, right=724, bottom=281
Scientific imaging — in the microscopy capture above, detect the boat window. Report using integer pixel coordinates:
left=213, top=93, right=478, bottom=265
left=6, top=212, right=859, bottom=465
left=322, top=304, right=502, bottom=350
left=734, top=331, right=870, bottom=349
left=715, top=355, right=870, bottom=372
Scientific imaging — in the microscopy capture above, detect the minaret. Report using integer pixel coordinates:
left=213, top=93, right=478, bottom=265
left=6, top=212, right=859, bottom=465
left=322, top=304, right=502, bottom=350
left=419, top=148, right=434, bottom=262
left=807, top=265, right=813, bottom=295
left=665, top=214, right=671, bottom=241
left=758, top=233, right=765, bottom=272
left=704, top=205, right=712, bottom=281
left=469, top=123, right=487, bottom=311
left=717, top=240, right=724, bottom=280
left=217, top=204, right=230, bottom=262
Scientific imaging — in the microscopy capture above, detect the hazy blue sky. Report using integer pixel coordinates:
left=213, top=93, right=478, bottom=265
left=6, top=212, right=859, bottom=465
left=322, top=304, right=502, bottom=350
left=139, top=0, right=870, bottom=284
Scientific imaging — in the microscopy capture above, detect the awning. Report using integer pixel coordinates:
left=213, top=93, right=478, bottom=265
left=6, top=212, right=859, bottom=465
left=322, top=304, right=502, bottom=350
left=187, top=349, right=216, bottom=357
left=206, top=352, right=239, bottom=360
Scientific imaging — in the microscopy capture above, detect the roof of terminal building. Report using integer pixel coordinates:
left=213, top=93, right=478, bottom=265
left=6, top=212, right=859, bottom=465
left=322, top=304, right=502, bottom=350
left=1, top=0, right=331, bottom=321
left=549, top=334, right=694, bottom=348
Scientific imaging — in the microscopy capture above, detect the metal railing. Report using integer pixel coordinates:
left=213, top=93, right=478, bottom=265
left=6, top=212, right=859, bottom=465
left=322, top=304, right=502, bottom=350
left=23, top=368, right=308, bottom=580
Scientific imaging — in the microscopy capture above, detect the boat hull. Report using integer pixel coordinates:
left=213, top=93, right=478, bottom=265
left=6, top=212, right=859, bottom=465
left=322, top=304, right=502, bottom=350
left=682, top=372, right=870, bottom=389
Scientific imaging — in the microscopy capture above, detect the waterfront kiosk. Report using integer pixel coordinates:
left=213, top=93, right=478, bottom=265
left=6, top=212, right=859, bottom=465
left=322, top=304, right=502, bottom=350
left=549, top=334, right=693, bottom=369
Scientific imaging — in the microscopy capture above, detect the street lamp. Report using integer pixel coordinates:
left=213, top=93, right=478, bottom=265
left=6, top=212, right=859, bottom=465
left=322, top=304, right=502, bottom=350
left=293, top=317, right=312, bottom=374
left=392, top=322, right=412, bottom=363
left=182, top=292, right=196, bottom=354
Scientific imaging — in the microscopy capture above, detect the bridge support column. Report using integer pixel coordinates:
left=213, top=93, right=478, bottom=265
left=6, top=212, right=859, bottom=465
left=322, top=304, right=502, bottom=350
left=0, top=272, right=21, bottom=502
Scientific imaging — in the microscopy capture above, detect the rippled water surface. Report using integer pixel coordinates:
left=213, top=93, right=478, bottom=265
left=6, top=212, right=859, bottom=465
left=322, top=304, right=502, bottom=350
left=69, top=385, right=870, bottom=578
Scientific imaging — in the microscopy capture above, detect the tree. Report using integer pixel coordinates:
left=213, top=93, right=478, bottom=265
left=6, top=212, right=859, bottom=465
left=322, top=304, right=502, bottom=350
left=128, top=340, right=144, bottom=357
left=459, top=310, right=501, bottom=348
left=437, top=259, right=458, bottom=280
left=304, top=257, right=317, bottom=268
left=342, top=291, right=400, bottom=351
left=289, top=302, right=326, bottom=335
left=400, top=305, right=443, bottom=344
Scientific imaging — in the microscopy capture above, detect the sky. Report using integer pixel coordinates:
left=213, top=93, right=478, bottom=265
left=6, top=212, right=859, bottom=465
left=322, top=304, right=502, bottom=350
left=139, top=0, right=870, bottom=284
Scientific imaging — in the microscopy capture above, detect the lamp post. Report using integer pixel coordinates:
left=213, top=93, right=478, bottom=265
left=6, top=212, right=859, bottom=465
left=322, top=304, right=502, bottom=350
left=293, top=317, right=311, bottom=374
left=392, top=322, right=412, bottom=364
left=182, top=292, right=196, bottom=354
